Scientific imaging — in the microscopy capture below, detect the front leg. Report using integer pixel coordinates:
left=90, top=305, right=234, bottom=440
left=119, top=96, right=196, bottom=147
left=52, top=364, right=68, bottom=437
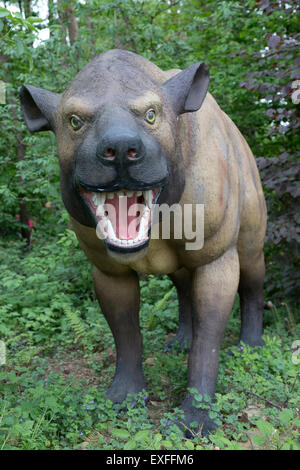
left=93, top=266, right=146, bottom=403
left=182, top=248, right=240, bottom=437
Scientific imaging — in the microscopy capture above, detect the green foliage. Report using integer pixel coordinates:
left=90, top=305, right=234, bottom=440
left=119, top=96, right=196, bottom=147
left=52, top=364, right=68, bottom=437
left=0, top=0, right=299, bottom=451
left=0, top=230, right=94, bottom=345
left=63, top=305, right=86, bottom=344
left=1, top=0, right=299, bottom=297
left=0, top=236, right=299, bottom=450
left=249, top=414, right=300, bottom=450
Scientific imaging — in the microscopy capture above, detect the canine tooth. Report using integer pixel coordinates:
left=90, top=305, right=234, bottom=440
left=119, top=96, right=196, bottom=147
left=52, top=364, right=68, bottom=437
left=144, top=190, right=153, bottom=208
left=96, top=193, right=105, bottom=206
left=96, top=204, right=105, bottom=217
left=92, top=194, right=98, bottom=205
left=139, top=216, right=148, bottom=237
left=107, top=192, right=114, bottom=199
left=142, top=206, right=150, bottom=218
left=136, top=191, right=142, bottom=196
left=147, top=190, right=153, bottom=207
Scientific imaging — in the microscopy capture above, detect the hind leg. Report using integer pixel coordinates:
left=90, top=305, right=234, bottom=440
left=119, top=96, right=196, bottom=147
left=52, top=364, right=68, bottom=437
left=238, top=251, right=265, bottom=347
left=165, top=268, right=192, bottom=351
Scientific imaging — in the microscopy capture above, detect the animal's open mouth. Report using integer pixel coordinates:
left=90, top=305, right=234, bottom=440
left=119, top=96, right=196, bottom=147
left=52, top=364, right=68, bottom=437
left=79, top=187, right=161, bottom=251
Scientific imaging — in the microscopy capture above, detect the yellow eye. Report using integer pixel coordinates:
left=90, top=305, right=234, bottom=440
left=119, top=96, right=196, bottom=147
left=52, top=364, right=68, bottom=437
left=145, top=108, right=156, bottom=125
left=70, top=115, right=83, bottom=130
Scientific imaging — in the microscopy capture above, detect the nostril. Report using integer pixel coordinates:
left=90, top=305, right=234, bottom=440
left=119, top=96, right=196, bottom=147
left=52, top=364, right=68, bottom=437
left=126, top=148, right=138, bottom=159
left=104, top=148, right=116, bottom=160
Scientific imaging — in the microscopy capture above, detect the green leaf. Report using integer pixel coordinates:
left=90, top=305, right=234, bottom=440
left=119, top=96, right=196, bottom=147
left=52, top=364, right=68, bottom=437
left=161, top=439, right=172, bottom=448
left=12, top=11, right=23, bottom=19
left=111, top=428, right=130, bottom=440
left=0, top=8, right=10, bottom=18
left=252, top=434, right=266, bottom=447
left=124, top=439, right=136, bottom=450
left=278, top=409, right=293, bottom=425
left=185, top=440, right=195, bottom=450
left=204, top=393, right=211, bottom=403
left=256, top=419, right=275, bottom=436
left=134, top=430, right=151, bottom=442
left=25, top=16, right=44, bottom=23
left=281, top=440, right=300, bottom=451
left=44, top=396, right=59, bottom=411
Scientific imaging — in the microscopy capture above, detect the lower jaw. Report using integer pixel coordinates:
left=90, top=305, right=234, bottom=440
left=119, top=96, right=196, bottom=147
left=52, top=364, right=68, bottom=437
left=106, top=243, right=150, bottom=264
left=105, top=236, right=150, bottom=254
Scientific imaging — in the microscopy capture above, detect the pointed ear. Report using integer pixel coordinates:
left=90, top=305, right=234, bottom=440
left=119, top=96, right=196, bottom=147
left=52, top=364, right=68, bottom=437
left=19, top=85, right=61, bottom=132
left=162, top=62, right=209, bottom=115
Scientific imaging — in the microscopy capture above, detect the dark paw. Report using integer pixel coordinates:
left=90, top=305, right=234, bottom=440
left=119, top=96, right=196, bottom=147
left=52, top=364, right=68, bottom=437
left=106, top=375, right=147, bottom=404
left=241, top=337, right=265, bottom=348
left=180, top=408, right=218, bottom=439
left=164, top=330, right=192, bottom=353
left=227, top=339, right=265, bottom=356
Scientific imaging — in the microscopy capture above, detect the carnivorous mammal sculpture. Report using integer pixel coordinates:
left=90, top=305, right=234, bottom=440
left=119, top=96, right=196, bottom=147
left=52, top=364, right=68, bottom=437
left=20, top=49, right=267, bottom=437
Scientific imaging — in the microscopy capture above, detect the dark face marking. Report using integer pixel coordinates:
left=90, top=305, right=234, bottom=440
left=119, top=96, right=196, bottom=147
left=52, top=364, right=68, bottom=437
left=19, top=49, right=209, bottom=254
left=56, top=55, right=180, bottom=252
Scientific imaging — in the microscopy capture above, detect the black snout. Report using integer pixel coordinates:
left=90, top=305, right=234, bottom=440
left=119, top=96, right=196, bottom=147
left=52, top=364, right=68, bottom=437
left=97, top=129, right=145, bottom=166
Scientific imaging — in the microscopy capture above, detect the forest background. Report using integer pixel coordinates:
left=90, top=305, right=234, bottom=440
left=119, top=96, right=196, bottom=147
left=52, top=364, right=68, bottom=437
left=0, top=0, right=299, bottom=451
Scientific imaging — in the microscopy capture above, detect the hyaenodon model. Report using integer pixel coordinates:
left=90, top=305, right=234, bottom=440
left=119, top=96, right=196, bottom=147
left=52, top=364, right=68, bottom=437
left=20, top=49, right=267, bottom=437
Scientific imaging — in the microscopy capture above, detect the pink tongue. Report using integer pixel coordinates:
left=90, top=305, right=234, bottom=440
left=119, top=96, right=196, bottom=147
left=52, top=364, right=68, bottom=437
left=106, top=193, right=139, bottom=240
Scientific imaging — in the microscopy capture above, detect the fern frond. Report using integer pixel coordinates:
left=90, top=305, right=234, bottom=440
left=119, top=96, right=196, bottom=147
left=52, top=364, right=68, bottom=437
left=63, top=304, right=86, bottom=343
left=148, top=286, right=176, bottom=329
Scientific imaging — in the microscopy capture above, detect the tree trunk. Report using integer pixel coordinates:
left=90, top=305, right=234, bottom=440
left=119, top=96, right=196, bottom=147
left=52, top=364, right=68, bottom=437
left=57, top=0, right=67, bottom=44
left=23, top=0, right=31, bottom=18
left=1, top=2, right=33, bottom=246
left=57, top=0, right=79, bottom=45
left=65, top=2, right=79, bottom=45
left=16, top=136, right=32, bottom=246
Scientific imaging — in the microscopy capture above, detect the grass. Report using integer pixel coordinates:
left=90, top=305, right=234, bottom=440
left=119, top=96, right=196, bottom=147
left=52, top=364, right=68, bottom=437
left=0, top=229, right=299, bottom=450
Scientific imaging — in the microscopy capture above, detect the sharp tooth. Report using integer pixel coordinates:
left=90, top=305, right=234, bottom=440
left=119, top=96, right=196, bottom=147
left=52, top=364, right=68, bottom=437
left=142, top=206, right=151, bottom=219
left=143, top=190, right=153, bottom=208
left=107, top=192, right=114, bottom=199
left=147, top=190, right=153, bottom=208
left=139, top=216, right=148, bottom=237
left=126, top=191, right=133, bottom=197
left=96, top=205, right=105, bottom=217
left=92, top=194, right=98, bottom=205
left=96, top=193, right=105, bottom=206
left=136, top=191, right=142, bottom=196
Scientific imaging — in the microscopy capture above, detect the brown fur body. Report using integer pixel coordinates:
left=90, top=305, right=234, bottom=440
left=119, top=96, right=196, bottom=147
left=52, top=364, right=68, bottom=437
left=71, top=90, right=266, bottom=275
left=20, top=50, right=266, bottom=437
